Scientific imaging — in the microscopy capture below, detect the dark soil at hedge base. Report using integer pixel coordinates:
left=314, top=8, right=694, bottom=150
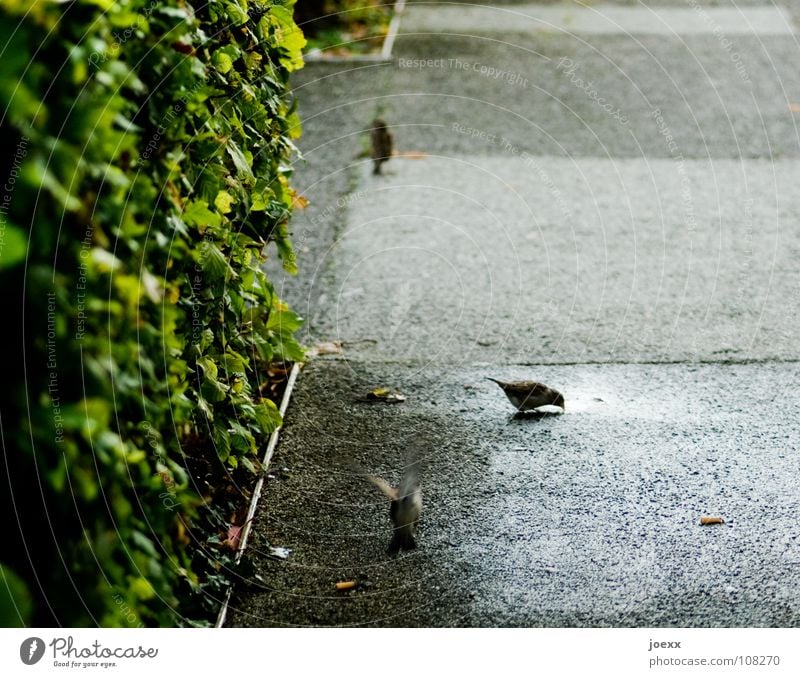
left=227, top=360, right=800, bottom=627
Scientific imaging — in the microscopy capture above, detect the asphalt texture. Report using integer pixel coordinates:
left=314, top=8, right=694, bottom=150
left=233, top=0, right=800, bottom=627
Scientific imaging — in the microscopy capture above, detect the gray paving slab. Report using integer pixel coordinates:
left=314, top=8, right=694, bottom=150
left=299, top=155, right=800, bottom=365
left=390, top=32, right=800, bottom=159
left=282, top=37, right=800, bottom=169
left=228, top=360, right=800, bottom=627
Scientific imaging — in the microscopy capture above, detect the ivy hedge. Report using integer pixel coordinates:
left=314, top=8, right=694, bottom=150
left=0, top=0, right=305, bottom=626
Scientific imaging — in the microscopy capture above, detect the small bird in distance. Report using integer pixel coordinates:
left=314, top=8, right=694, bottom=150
left=370, top=118, right=393, bottom=175
left=487, top=377, right=565, bottom=413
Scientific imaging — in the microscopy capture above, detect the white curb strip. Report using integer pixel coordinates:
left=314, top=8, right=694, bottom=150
left=215, top=361, right=303, bottom=628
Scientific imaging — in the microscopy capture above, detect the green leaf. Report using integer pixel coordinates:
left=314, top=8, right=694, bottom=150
left=270, top=6, right=306, bottom=72
left=197, top=395, right=214, bottom=421
left=28, top=158, right=81, bottom=212
left=240, top=456, right=259, bottom=474
left=198, top=328, right=214, bottom=353
left=131, top=530, right=158, bottom=557
left=222, top=349, right=248, bottom=375
left=0, top=565, right=33, bottom=627
left=249, top=179, right=273, bottom=212
left=201, top=377, right=228, bottom=403
left=130, top=577, right=156, bottom=601
left=286, top=109, right=302, bottom=139
left=0, top=223, right=27, bottom=269
left=253, top=334, right=274, bottom=362
left=275, top=231, right=298, bottom=274
left=224, top=1, right=249, bottom=26
left=266, top=309, right=303, bottom=334
left=212, top=421, right=232, bottom=462
left=273, top=334, right=305, bottom=362
left=61, top=399, right=112, bottom=437
left=213, top=51, right=233, bottom=74
left=253, top=401, right=282, bottom=433
left=183, top=199, right=222, bottom=229
left=214, top=190, right=235, bottom=214
left=198, top=241, right=234, bottom=282
left=197, top=355, right=218, bottom=379
left=226, top=141, right=255, bottom=182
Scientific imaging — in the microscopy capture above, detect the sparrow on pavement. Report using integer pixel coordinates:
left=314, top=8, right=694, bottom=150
left=367, top=464, right=422, bottom=553
left=370, top=118, right=393, bottom=175
left=486, top=377, right=565, bottom=412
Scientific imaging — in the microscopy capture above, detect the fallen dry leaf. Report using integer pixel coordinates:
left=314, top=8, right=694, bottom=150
left=699, top=515, right=725, bottom=525
left=307, top=340, right=343, bottom=357
left=222, top=523, right=244, bottom=551
left=267, top=363, right=291, bottom=377
left=365, top=387, right=406, bottom=404
left=335, top=580, right=357, bottom=591
left=291, top=190, right=310, bottom=209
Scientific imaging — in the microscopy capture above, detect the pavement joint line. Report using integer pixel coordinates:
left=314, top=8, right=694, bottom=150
left=215, top=362, right=303, bottom=628
left=303, top=357, right=800, bottom=367
left=401, top=3, right=796, bottom=36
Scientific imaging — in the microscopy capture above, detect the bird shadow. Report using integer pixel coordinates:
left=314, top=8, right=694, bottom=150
left=507, top=409, right=564, bottom=424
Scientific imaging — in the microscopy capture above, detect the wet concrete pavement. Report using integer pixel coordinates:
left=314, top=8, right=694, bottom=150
left=231, top=0, right=800, bottom=626
left=230, top=361, right=800, bottom=626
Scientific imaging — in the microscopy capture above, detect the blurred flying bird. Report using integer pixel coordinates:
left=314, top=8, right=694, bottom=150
left=370, top=118, right=393, bottom=175
left=486, top=377, right=565, bottom=412
left=367, top=464, right=422, bottom=553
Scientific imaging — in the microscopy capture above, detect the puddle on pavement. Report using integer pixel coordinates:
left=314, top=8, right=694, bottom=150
left=501, top=394, right=612, bottom=419
left=472, top=368, right=704, bottom=423
left=561, top=396, right=610, bottom=414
